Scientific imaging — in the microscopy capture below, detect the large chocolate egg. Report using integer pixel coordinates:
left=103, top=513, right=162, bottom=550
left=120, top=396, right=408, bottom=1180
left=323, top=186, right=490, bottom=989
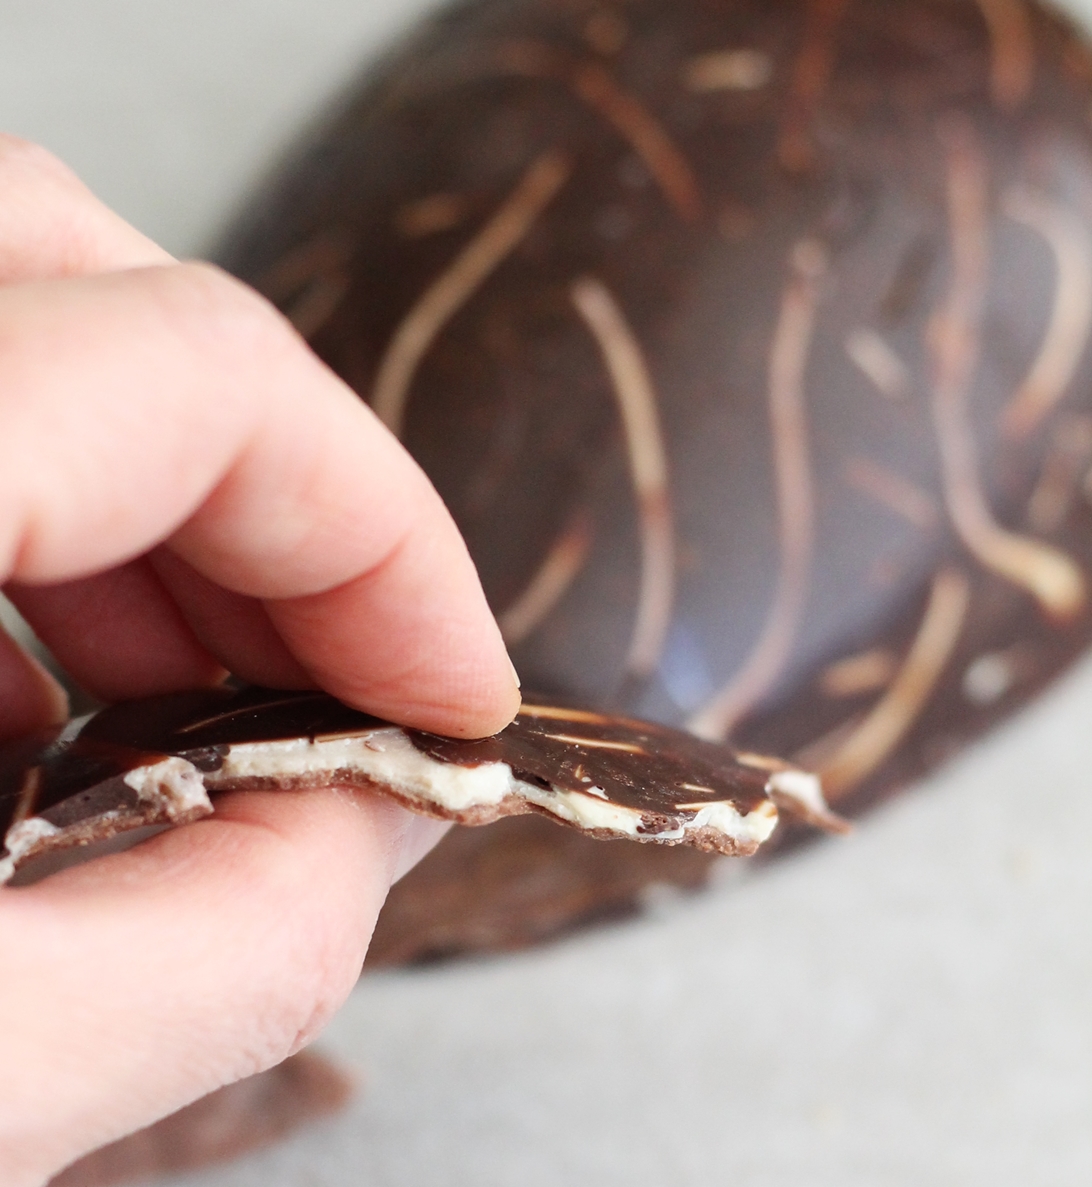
left=218, top=0, right=1092, bottom=960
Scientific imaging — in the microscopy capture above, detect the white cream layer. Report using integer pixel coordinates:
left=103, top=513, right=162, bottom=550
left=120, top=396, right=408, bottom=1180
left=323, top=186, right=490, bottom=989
left=124, top=756, right=213, bottom=819
left=208, top=728, right=779, bottom=846
left=766, top=768, right=847, bottom=832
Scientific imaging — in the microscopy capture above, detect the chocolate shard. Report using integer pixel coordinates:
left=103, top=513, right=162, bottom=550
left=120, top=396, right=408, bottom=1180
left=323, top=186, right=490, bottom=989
left=366, top=812, right=722, bottom=966
left=0, top=685, right=841, bottom=885
left=50, top=1051, right=354, bottom=1187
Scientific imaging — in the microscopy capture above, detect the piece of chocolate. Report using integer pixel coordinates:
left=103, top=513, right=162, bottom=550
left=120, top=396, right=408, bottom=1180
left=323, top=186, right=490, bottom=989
left=0, top=685, right=840, bottom=885
left=366, top=811, right=719, bottom=965
left=49, top=1051, right=354, bottom=1187
left=212, top=0, right=1092, bottom=956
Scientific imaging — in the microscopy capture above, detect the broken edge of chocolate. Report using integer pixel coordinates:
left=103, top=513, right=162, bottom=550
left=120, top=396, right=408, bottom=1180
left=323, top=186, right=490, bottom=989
left=0, top=686, right=846, bottom=885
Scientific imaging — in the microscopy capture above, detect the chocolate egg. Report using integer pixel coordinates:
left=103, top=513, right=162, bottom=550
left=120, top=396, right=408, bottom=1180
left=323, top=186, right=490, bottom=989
left=218, top=0, right=1092, bottom=959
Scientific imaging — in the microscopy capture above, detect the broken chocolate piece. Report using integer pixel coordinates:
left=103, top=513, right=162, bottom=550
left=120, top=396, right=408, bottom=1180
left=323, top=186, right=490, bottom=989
left=0, top=686, right=840, bottom=885
left=50, top=1050, right=354, bottom=1187
left=366, top=811, right=720, bottom=965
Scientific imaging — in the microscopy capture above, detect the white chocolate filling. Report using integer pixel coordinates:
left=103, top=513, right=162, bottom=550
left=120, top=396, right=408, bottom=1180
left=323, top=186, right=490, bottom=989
left=3, top=816, right=60, bottom=859
left=767, top=768, right=824, bottom=814
left=766, top=768, right=848, bottom=832
left=209, top=728, right=780, bottom=846
left=124, top=756, right=212, bottom=819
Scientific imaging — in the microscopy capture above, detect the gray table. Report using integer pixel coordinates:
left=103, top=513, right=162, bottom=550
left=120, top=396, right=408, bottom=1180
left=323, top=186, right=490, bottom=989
left=4, top=2, right=1092, bottom=1183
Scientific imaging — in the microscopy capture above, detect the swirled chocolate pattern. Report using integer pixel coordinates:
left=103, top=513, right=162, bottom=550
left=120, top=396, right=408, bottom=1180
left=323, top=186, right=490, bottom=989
left=212, top=0, right=1092, bottom=956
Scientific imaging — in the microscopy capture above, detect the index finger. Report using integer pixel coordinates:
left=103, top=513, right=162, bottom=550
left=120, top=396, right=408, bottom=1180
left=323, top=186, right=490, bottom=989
left=0, top=262, right=520, bottom=738
left=0, top=134, right=170, bottom=282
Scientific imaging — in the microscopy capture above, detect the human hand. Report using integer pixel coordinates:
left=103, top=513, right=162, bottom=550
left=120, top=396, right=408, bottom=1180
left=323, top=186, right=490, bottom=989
left=0, top=135, right=520, bottom=1186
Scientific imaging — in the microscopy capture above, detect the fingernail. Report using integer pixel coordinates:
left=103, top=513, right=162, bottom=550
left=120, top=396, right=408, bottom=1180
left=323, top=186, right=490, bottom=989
left=508, top=656, right=521, bottom=689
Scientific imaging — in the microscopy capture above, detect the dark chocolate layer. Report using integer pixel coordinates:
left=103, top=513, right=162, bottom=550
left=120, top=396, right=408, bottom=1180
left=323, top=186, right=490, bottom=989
left=411, top=701, right=771, bottom=820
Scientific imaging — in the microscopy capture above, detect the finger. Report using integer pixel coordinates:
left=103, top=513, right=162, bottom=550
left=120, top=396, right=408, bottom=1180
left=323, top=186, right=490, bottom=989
left=147, top=548, right=312, bottom=690
left=0, top=264, right=519, bottom=736
left=0, top=134, right=170, bottom=284
left=0, top=625, right=68, bottom=739
left=6, top=561, right=226, bottom=704
left=0, top=788, right=435, bottom=1184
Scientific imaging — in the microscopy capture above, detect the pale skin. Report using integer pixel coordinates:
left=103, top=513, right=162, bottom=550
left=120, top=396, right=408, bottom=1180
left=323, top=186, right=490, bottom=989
left=0, top=135, right=522, bottom=1186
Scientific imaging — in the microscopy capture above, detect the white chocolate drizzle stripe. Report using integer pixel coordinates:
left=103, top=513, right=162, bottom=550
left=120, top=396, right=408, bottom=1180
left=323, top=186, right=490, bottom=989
left=499, top=509, right=593, bottom=645
left=372, top=150, right=570, bottom=437
left=974, top=0, right=1035, bottom=112
left=929, top=119, right=1086, bottom=622
left=689, top=239, right=823, bottom=740
left=1001, top=187, right=1092, bottom=440
left=819, top=567, right=970, bottom=799
left=571, top=275, right=676, bottom=680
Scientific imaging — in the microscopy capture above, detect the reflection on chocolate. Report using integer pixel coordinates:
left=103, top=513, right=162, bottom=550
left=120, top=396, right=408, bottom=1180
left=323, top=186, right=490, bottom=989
left=213, top=0, right=1092, bottom=958
left=0, top=686, right=837, bottom=884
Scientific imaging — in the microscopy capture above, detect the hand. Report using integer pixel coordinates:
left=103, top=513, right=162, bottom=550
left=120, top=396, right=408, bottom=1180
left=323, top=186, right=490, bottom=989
left=0, top=135, right=520, bottom=1186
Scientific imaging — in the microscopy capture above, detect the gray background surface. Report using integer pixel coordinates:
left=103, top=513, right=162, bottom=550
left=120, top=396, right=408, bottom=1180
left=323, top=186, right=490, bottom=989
left=5, top=2, right=1092, bottom=1184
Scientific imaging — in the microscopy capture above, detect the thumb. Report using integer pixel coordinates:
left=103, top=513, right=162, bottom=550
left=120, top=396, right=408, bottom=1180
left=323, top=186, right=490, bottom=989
left=0, top=786, right=432, bottom=1185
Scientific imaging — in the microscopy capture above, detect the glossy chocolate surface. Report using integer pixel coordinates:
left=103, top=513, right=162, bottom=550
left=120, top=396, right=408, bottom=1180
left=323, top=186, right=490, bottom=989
left=221, top=0, right=1092, bottom=806
left=412, top=701, right=771, bottom=819
left=210, top=0, right=1092, bottom=955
